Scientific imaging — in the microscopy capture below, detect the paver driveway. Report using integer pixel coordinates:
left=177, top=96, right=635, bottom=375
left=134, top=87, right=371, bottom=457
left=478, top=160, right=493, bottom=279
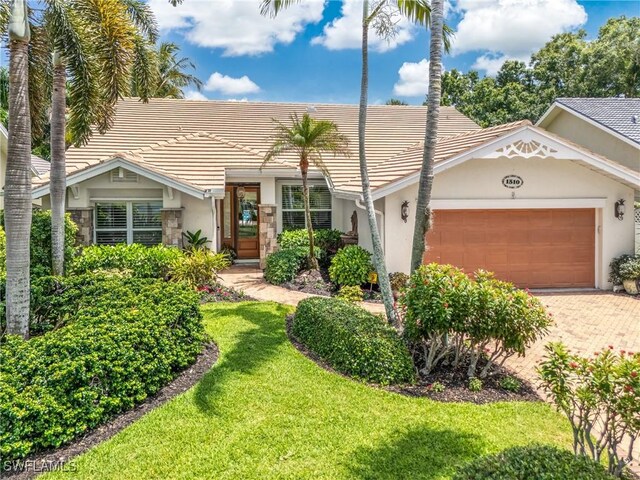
left=506, top=292, right=640, bottom=382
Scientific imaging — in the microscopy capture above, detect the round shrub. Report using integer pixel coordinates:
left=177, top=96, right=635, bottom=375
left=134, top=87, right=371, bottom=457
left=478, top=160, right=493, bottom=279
left=264, top=249, right=305, bottom=285
left=452, top=444, right=614, bottom=480
left=292, top=297, right=414, bottom=385
left=0, top=275, right=205, bottom=462
left=336, top=285, right=364, bottom=303
left=329, top=245, right=373, bottom=287
left=69, top=244, right=184, bottom=278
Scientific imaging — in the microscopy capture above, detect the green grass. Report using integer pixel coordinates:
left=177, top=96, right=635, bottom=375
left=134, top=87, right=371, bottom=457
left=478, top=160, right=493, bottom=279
left=44, top=302, right=570, bottom=480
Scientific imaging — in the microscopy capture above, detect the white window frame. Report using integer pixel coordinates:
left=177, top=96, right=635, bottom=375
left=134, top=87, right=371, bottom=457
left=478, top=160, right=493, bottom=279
left=278, top=181, right=332, bottom=231
left=94, top=200, right=163, bottom=245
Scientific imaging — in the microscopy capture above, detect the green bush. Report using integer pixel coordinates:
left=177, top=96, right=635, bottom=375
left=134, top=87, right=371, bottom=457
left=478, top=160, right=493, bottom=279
left=264, top=249, right=305, bottom=285
left=389, top=272, right=409, bottom=293
left=609, top=254, right=640, bottom=285
left=336, top=285, right=363, bottom=303
left=292, top=297, right=414, bottom=385
left=619, top=258, right=640, bottom=281
left=468, top=377, right=483, bottom=392
left=329, top=245, right=373, bottom=287
left=452, top=444, right=614, bottom=480
left=0, top=275, right=205, bottom=462
left=400, top=265, right=550, bottom=378
left=278, top=228, right=343, bottom=253
left=500, top=375, right=522, bottom=393
left=0, top=210, right=77, bottom=277
left=69, top=244, right=183, bottom=278
left=170, top=249, right=231, bottom=287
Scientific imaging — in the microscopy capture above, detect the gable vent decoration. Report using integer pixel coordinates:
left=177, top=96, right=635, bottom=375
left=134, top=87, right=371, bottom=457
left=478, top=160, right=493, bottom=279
left=111, top=168, right=138, bottom=183
left=495, top=140, right=558, bottom=159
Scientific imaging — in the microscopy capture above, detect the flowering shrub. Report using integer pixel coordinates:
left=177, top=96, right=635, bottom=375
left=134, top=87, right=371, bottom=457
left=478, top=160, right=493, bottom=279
left=609, top=254, right=640, bottom=285
left=400, top=264, right=551, bottom=378
left=329, top=245, right=373, bottom=287
left=538, top=343, right=640, bottom=477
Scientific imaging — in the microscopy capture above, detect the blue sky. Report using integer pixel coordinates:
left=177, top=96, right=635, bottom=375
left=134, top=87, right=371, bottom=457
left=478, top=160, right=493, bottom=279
left=152, top=0, right=638, bottom=105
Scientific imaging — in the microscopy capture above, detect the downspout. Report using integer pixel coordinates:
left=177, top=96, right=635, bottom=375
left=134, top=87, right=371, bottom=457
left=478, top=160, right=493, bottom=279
left=355, top=198, right=384, bottom=250
left=208, top=194, right=218, bottom=252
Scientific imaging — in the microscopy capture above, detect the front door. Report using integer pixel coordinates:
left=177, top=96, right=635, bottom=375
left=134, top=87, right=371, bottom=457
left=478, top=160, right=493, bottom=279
left=222, top=185, right=260, bottom=259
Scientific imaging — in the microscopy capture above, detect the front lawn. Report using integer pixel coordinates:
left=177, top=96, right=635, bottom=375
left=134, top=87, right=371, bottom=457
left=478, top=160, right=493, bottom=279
left=44, top=302, right=570, bottom=480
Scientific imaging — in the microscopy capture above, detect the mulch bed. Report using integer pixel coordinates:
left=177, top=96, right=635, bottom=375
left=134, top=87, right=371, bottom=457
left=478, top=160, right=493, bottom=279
left=281, top=270, right=383, bottom=304
left=4, top=342, right=219, bottom=480
left=286, top=314, right=540, bottom=405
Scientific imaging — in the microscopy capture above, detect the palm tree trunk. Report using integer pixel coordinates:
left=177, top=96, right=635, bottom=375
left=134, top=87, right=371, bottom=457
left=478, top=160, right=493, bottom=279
left=358, top=0, right=396, bottom=326
left=300, top=157, right=318, bottom=270
left=50, top=51, right=66, bottom=276
left=5, top=33, right=32, bottom=338
left=410, top=0, right=444, bottom=272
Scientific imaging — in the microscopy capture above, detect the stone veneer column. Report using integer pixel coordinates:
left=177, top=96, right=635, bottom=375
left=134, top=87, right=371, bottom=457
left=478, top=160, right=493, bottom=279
left=161, top=208, right=184, bottom=247
left=67, top=207, right=93, bottom=245
left=258, top=204, right=277, bottom=269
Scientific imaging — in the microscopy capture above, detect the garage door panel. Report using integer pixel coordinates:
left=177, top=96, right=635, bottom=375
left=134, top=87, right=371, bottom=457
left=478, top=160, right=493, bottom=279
left=424, top=208, right=595, bottom=288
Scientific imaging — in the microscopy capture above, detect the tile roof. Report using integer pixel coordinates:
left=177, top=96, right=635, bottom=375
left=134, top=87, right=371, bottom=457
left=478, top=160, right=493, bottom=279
left=337, top=121, right=532, bottom=193
left=555, top=97, right=640, bottom=144
left=30, top=155, right=50, bottom=176
left=34, top=98, right=480, bottom=193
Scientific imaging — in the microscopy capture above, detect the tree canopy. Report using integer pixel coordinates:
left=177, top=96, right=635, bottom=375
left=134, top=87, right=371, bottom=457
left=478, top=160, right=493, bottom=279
left=438, top=16, right=640, bottom=127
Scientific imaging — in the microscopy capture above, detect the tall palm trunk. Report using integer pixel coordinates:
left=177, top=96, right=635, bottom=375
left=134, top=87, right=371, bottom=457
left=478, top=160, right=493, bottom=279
left=5, top=0, right=32, bottom=338
left=50, top=51, right=66, bottom=276
left=410, top=0, right=444, bottom=272
left=358, top=0, right=396, bottom=326
left=300, top=155, right=318, bottom=270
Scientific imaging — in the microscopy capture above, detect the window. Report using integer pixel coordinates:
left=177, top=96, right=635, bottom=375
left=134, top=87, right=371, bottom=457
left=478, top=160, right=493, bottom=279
left=281, top=184, right=331, bottom=231
left=95, top=201, right=162, bottom=246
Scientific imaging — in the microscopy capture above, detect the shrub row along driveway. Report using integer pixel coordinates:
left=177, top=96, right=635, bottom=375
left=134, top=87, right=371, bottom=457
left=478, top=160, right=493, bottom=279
left=44, top=302, right=569, bottom=480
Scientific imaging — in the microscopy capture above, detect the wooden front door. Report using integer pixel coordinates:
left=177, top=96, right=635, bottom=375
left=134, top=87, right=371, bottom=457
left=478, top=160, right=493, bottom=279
left=221, top=185, right=260, bottom=259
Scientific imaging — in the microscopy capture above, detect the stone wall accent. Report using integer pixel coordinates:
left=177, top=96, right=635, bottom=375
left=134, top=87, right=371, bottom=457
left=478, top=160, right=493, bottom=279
left=161, top=208, right=184, bottom=247
left=68, top=208, right=93, bottom=246
left=258, top=204, right=277, bottom=269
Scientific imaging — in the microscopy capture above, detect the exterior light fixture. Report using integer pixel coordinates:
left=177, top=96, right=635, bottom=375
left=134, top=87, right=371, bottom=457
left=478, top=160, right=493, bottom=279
left=401, top=201, right=410, bottom=223
left=236, top=186, right=246, bottom=200
left=614, top=199, right=625, bottom=221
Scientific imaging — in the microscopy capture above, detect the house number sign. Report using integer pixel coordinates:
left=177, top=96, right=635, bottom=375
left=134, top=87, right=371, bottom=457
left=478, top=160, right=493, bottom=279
left=502, top=175, right=523, bottom=189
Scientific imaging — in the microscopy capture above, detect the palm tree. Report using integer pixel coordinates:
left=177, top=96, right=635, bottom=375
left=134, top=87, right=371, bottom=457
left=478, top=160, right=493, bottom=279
left=262, top=113, right=349, bottom=270
left=136, top=42, right=203, bottom=99
left=47, top=0, right=158, bottom=276
left=262, top=0, right=446, bottom=326
left=410, top=0, right=444, bottom=271
left=5, top=0, right=31, bottom=338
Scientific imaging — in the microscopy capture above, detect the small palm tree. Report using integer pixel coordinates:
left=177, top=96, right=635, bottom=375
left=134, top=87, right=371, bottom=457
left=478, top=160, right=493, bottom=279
left=262, top=113, right=348, bottom=270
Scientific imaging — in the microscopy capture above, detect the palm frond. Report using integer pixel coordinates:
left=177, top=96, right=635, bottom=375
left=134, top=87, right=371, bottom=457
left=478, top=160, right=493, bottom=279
left=396, top=0, right=453, bottom=53
left=130, top=35, right=157, bottom=101
left=259, top=0, right=302, bottom=18
left=120, top=0, right=158, bottom=42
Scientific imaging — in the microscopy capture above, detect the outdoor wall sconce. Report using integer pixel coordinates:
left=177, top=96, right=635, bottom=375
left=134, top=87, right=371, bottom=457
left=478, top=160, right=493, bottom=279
left=614, top=199, right=625, bottom=221
left=401, top=201, right=410, bottom=223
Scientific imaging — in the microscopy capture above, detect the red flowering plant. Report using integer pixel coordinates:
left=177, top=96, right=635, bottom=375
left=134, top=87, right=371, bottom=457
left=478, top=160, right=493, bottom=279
left=538, top=343, right=640, bottom=478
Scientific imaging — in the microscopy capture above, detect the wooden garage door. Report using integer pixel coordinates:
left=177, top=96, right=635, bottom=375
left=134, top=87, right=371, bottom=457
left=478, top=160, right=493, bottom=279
left=423, top=209, right=595, bottom=288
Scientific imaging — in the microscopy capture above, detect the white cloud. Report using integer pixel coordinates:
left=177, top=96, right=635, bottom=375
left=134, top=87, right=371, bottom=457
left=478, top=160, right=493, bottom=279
left=452, top=0, right=587, bottom=73
left=149, top=0, right=325, bottom=56
left=204, top=73, right=261, bottom=95
left=227, top=98, right=249, bottom=102
left=393, top=59, right=430, bottom=97
left=312, top=0, right=416, bottom=52
left=471, top=54, right=512, bottom=77
left=184, top=90, right=208, bottom=101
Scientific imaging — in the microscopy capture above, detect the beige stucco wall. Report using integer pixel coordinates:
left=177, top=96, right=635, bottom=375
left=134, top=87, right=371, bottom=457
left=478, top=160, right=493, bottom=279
left=544, top=110, right=640, bottom=174
left=382, top=156, right=635, bottom=289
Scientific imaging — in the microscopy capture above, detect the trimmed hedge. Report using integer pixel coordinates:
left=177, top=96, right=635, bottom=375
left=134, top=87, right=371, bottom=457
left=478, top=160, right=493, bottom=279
left=452, top=444, right=614, bottom=480
left=69, top=244, right=184, bottom=278
left=0, top=274, right=205, bottom=461
left=278, top=228, right=343, bottom=253
left=292, top=297, right=414, bottom=385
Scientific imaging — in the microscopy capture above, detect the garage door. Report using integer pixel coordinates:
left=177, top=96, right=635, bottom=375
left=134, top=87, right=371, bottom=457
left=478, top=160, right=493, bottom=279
left=423, top=209, right=595, bottom=288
